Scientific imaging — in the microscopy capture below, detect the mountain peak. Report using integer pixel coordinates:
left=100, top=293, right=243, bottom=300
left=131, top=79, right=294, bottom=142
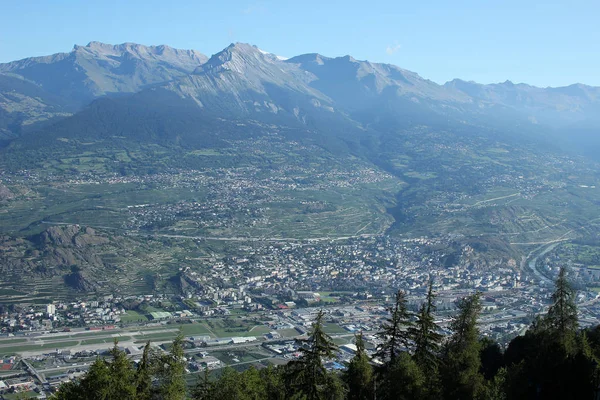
left=222, top=42, right=265, bottom=55
left=72, top=41, right=205, bottom=61
left=286, top=53, right=330, bottom=66
left=195, top=42, right=283, bottom=75
left=0, top=41, right=208, bottom=106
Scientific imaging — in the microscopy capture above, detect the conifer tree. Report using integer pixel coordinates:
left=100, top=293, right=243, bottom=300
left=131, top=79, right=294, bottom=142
left=409, top=281, right=442, bottom=373
left=50, top=342, right=136, bottom=400
left=239, top=366, right=269, bottom=399
left=192, top=367, right=213, bottom=400
left=259, top=365, right=287, bottom=400
left=408, top=281, right=443, bottom=399
left=157, top=332, right=188, bottom=400
left=441, top=292, right=485, bottom=399
left=286, top=309, right=340, bottom=400
left=376, top=289, right=412, bottom=364
left=209, top=367, right=243, bottom=400
left=74, top=356, right=112, bottom=399
left=373, top=351, right=427, bottom=400
left=545, top=266, right=578, bottom=350
left=482, top=367, right=507, bottom=400
left=106, top=339, right=136, bottom=399
left=343, top=332, right=373, bottom=400
left=135, top=341, right=153, bottom=400
left=49, top=380, right=82, bottom=400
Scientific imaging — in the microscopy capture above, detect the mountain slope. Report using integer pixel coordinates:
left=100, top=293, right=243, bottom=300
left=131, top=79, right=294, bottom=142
left=0, top=41, right=208, bottom=104
left=0, top=42, right=208, bottom=139
left=13, top=43, right=373, bottom=158
left=0, top=73, right=72, bottom=140
left=285, top=53, right=474, bottom=130
left=445, top=79, right=600, bottom=126
left=152, top=43, right=337, bottom=120
left=4, top=42, right=600, bottom=297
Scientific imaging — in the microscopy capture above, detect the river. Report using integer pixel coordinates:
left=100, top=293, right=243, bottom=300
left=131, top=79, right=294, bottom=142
left=526, top=243, right=560, bottom=286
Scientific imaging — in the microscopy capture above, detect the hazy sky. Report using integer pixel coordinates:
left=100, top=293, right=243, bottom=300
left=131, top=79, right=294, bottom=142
left=1, top=0, right=598, bottom=87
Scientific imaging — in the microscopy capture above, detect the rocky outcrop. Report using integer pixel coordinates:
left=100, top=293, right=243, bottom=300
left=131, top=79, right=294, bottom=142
left=0, top=184, right=13, bottom=201
left=64, top=267, right=98, bottom=291
left=39, top=225, right=109, bottom=248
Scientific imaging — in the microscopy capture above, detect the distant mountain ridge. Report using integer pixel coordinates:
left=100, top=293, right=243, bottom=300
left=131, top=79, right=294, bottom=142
left=445, top=78, right=600, bottom=126
left=0, top=41, right=207, bottom=103
left=163, top=42, right=331, bottom=116
left=3, top=42, right=600, bottom=297
left=0, top=41, right=207, bottom=140
left=2, top=41, right=600, bottom=156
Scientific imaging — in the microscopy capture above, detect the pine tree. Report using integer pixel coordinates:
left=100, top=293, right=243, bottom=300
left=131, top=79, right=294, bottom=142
left=50, top=344, right=132, bottom=400
left=343, top=332, right=373, bottom=400
left=383, top=352, right=426, bottom=400
left=135, top=341, right=153, bottom=400
left=376, top=289, right=412, bottom=364
left=441, top=292, right=485, bottom=400
left=408, top=281, right=443, bottom=399
left=260, top=365, right=287, bottom=400
left=157, top=331, right=188, bottom=400
left=239, top=366, right=269, bottom=399
left=545, top=266, right=578, bottom=350
left=482, top=367, right=507, bottom=400
left=77, top=357, right=112, bottom=399
left=210, top=367, right=243, bottom=400
left=409, top=281, right=442, bottom=373
left=106, top=339, right=136, bottom=399
left=286, top=309, right=339, bottom=400
left=192, top=367, right=213, bottom=400
left=49, top=380, right=84, bottom=400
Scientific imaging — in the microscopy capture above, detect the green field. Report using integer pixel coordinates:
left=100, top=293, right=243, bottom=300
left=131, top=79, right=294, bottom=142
left=133, top=332, right=181, bottom=342
left=322, top=324, right=347, bottom=335
left=80, top=336, right=131, bottom=346
left=3, top=391, right=37, bottom=400
left=204, top=319, right=271, bottom=338
left=120, top=310, right=149, bottom=323
left=179, top=323, right=212, bottom=336
left=3, top=340, right=79, bottom=355
left=277, top=328, right=300, bottom=338
left=0, top=338, right=27, bottom=345
left=3, top=113, right=600, bottom=304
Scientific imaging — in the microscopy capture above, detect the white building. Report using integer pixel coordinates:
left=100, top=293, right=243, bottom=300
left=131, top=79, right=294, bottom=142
left=47, top=304, right=56, bottom=316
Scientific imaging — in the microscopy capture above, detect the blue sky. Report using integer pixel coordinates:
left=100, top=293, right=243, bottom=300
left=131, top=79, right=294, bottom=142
left=1, top=0, right=598, bottom=87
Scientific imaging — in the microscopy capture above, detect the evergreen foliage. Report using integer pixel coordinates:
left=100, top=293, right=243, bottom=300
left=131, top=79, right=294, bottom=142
left=156, top=332, right=187, bottom=400
left=284, top=309, right=342, bottom=400
left=410, top=282, right=442, bottom=369
left=135, top=341, right=153, bottom=400
left=342, top=333, right=373, bottom=400
left=408, top=280, right=443, bottom=399
left=375, top=289, right=412, bottom=364
left=545, top=266, right=578, bottom=350
left=49, top=334, right=187, bottom=400
left=49, top=271, right=600, bottom=400
left=441, top=292, right=485, bottom=399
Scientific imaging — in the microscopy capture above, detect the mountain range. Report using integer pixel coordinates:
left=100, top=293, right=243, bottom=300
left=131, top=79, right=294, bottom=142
left=2, top=41, right=600, bottom=148
left=2, top=41, right=600, bottom=297
left=0, top=42, right=207, bottom=140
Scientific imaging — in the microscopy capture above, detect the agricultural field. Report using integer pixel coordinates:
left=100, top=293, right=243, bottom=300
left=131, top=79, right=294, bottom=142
left=3, top=108, right=600, bottom=304
left=120, top=310, right=149, bottom=323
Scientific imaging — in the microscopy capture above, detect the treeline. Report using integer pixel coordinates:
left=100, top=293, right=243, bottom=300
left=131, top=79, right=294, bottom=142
left=51, top=267, right=600, bottom=399
left=50, top=335, right=187, bottom=400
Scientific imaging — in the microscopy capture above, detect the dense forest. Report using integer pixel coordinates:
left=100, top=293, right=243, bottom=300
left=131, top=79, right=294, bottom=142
left=48, top=268, right=600, bottom=400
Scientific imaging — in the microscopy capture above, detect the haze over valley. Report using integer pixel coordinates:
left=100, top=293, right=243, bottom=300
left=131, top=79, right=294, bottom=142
left=2, top=41, right=600, bottom=297
left=2, top=39, right=600, bottom=396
